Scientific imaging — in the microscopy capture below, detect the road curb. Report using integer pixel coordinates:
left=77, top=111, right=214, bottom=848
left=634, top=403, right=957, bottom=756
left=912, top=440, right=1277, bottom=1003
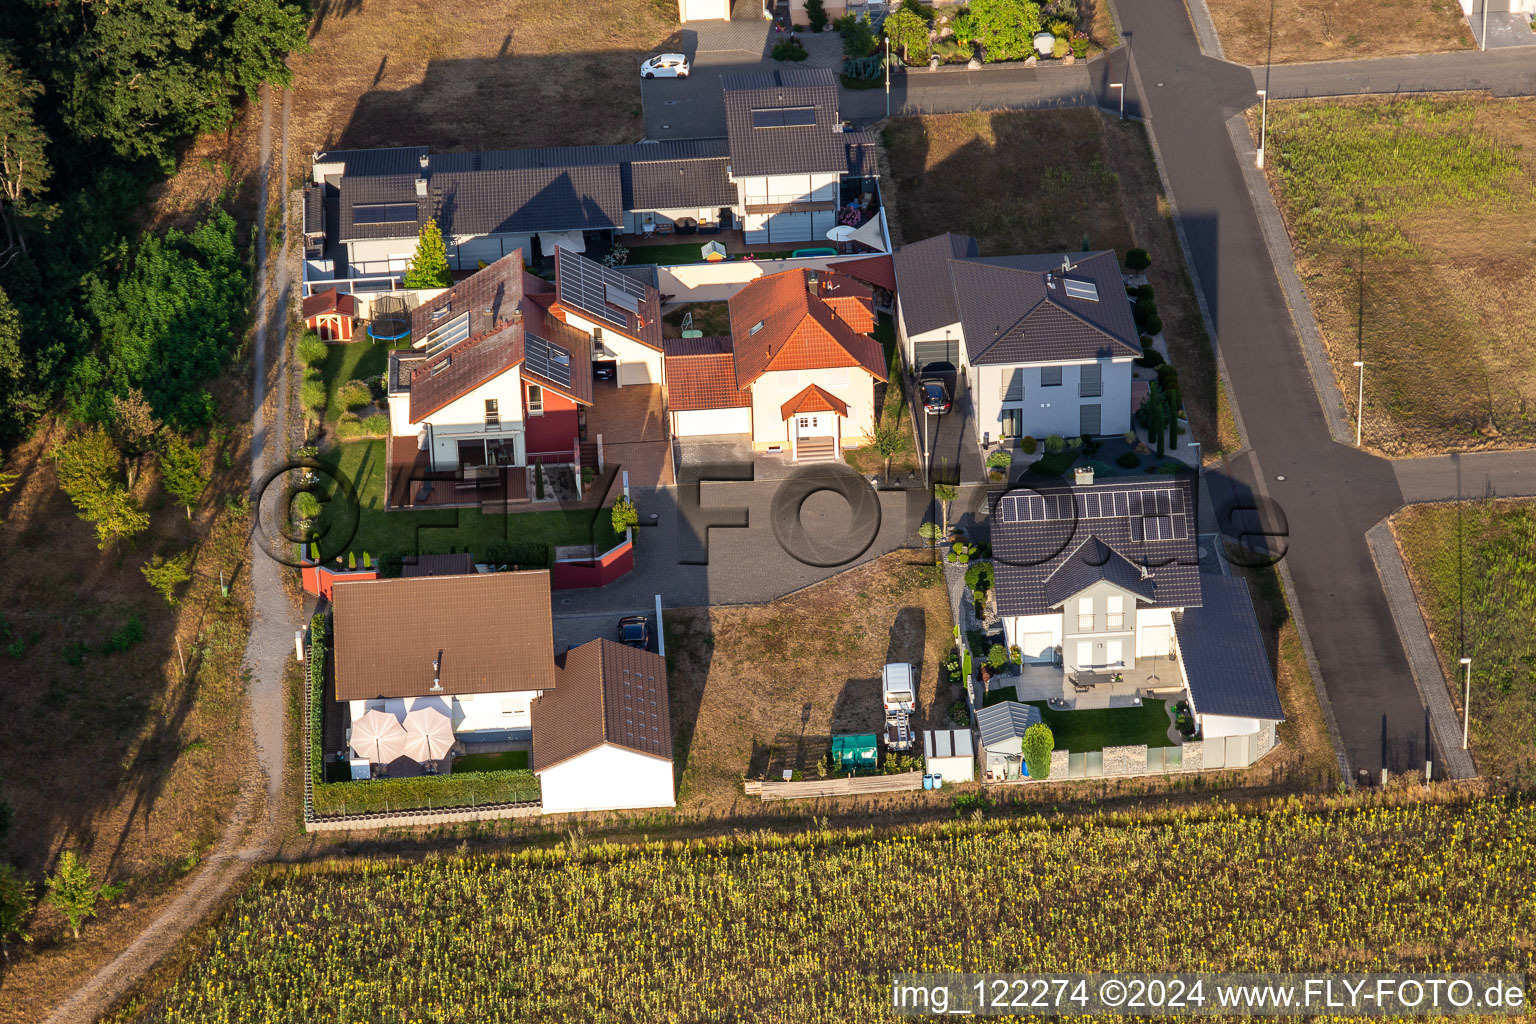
left=1364, top=520, right=1478, bottom=780
left=1179, top=0, right=1226, bottom=61
left=1224, top=113, right=1356, bottom=447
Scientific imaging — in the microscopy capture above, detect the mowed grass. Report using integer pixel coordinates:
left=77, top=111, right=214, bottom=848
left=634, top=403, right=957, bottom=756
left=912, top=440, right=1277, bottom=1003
left=128, top=797, right=1536, bottom=1022
left=318, top=340, right=386, bottom=423
left=663, top=553, right=956, bottom=813
left=1261, top=97, right=1536, bottom=454
left=882, top=109, right=1240, bottom=455
left=1209, top=0, right=1473, bottom=65
left=1393, top=499, right=1536, bottom=786
left=317, top=439, right=601, bottom=565
left=1030, top=700, right=1175, bottom=752
left=287, top=0, right=679, bottom=155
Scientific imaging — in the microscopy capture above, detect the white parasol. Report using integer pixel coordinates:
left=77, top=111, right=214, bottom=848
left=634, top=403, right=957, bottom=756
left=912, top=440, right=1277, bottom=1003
left=401, top=706, right=456, bottom=763
left=825, top=224, right=857, bottom=242
left=350, top=708, right=408, bottom=763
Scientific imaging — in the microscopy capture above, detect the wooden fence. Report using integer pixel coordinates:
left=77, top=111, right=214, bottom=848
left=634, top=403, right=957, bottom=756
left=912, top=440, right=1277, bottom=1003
left=744, top=771, right=925, bottom=801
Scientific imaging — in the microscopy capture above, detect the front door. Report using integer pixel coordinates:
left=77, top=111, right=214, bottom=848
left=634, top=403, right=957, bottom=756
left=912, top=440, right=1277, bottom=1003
left=796, top=413, right=834, bottom=437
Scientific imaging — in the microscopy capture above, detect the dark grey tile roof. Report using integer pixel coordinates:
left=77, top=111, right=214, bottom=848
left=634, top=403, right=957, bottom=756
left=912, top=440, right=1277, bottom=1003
left=991, top=477, right=1202, bottom=617
left=631, top=156, right=736, bottom=209
left=721, top=68, right=847, bottom=177
left=843, top=131, right=882, bottom=177
left=431, top=164, right=623, bottom=236
left=315, top=146, right=428, bottom=177
left=1174, top=575, right=1284, bottom=721
left=302, top=184, right=323, bottom=236
left=336, top=174, right=427, bottom=241
left=1042, top=537, right=1158, bottom=608
left=976, top=701, right=1043, bottom=746
left=891, top=232, right=979, bottom=336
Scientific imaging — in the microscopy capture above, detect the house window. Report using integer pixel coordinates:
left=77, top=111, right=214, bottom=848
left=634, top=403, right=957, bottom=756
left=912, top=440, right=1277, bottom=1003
left=1001, top=369, right=1025, bottom=402
left=1076, top=641, right=1094, bottom=668
left=1077, top=596, right=1094, bottom=631
left=527, top=384, right=544, bottom=415
left=1041, top=366, right=1063, bottom=387
left=485, top=398, right=500, bottom=429
left=1080, top=403, right=1102, bottom=436
left=1001, top=408, right=1023, bottom=438
left=1106, top=595, right=1124, bottom=630
left=1079, top=362, right=1103, bottom=397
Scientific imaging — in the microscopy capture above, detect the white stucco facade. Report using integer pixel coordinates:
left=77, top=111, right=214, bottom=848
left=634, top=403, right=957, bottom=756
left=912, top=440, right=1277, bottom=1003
left=559, top=309, right=665, bottom=386
left=351, top=689, right=543, bottom=740
left=749, top=367, right=877, bottom=450
left=972, top=357, right=1135, bottom=444
left=538, top=743, right=677, bottom=814
left=388, top=366, right=528, bottom=472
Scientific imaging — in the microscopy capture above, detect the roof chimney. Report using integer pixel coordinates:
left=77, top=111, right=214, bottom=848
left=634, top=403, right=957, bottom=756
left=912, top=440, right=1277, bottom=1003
left=415, top=177, right=427, bottom=197
left=430, top=650, right=443, bottom=692
left=418, top=153, right=429, bottom=171
left=1074, top=465, right=1095, bottom=487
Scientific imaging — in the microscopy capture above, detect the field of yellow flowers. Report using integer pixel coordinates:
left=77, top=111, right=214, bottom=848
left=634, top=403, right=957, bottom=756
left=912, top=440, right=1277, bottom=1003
left=133, top=797, right=1536, bottom=1023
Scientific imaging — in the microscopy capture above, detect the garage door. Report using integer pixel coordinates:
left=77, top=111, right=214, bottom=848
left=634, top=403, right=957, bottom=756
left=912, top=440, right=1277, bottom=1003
left=454, top=236, right=503, bottom=270
left=618, top=360, right=655, bottom=386
left=678, top=0, right=729, bottom=19
left=674, top=408, right=752, bottom=436
left=912, top=340, right=958, bottom=372
left=767, top=211, right=813, bottom=243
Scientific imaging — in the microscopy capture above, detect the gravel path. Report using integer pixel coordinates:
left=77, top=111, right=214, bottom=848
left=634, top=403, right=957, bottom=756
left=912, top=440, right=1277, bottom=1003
left=43, top=83, right=297, bottom=1024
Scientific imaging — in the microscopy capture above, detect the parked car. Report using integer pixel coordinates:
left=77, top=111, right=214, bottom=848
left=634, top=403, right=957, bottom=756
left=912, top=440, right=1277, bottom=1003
left=618, top=615, right=650, bottom=649
left=920, top=378, right=951, bottom=415
left=640, top=53, right=690, bottom=79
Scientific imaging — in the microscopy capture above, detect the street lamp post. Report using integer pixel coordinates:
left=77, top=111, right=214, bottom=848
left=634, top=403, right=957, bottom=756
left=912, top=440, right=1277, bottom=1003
left=1460, top=656, right=1472, bottom=750
left=1256, top=89, right=1268, bottom=168
left=1110, top=82, right=1124, bottom=120
left=1352, top=360, right=1365, bottom=447
left=885, top=35, right=891, bottom=119
left=1482, top=0, right=1489, bottom=52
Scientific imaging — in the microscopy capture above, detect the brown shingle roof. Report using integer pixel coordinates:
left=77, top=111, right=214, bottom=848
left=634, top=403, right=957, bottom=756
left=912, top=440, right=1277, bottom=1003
left=407, top=322, right=524, bottom=422
left=663, top=337, right=750, bottom=411
left=728, top=269, right=886, bottom=385
left=302, top=288, right=357, bottom=320
left=409, top=251, right=524, bottom=344
left=531, top=639, right=672, bottom=772
left=332, top=571, right=556, bottom=700
left=779, top=382, right=849, bottom=420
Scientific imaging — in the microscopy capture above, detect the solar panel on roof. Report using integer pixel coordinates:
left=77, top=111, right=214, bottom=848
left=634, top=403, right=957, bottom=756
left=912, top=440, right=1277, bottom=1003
left=354, top=202, right=417, bottom=225
left=750, top=107, right=816, bottom=128
left=524, top=335, right=573, bottom=390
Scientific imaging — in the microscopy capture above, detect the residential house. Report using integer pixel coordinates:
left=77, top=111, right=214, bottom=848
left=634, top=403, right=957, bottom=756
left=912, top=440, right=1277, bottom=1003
left=975, top=701, right=1045, bottom=780
left=331, top=570, right=557, bottom=750
left=663, top=268, right=887, bottom=460
left=548, top=247, right=665, bottom=387
left=532, top=639, right=675, bottom=814
left=385, top=252, right=594, bottom=474
left=891, top=232, right=1140, bottom=444
left=308, top=70, right=884, bottom=278
left=989, top=471, right=1284, bottom=768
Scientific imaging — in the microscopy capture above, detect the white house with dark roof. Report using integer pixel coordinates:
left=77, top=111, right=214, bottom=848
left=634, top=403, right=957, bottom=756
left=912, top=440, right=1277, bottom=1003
left=549, top=248, right=666, bottom=387
left=989, top=473, right=1284, bottom=769
left=891, top=232, right=1141, bottom=444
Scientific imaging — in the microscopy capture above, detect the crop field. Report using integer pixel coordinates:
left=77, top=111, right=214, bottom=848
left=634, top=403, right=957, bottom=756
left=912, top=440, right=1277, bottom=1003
left=1208, top=0, right=1473, bottom=66
left=126, top=796, right=1536, bottom=1022
left=1259, top=96, right=1536, bottom=454
left=1393, top=499, right=1536, bottom=786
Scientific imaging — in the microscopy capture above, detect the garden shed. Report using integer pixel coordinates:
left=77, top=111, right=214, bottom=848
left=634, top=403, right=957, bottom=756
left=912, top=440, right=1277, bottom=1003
left=976, top=701, right=1044, bottom=780
left=922, top=728, right=975, bottom=783
left=830, top=733, right=878, bottom=772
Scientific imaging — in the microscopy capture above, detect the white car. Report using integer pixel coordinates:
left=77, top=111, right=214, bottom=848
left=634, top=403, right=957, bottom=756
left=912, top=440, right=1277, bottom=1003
left=641, top=53, right=691, bottom=79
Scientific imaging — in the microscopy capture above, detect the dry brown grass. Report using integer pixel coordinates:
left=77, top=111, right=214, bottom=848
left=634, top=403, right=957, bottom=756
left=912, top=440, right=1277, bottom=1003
left=0, top=402, right=256, bottom=1020
left=1209, top=0, right=1474, bottom=66
left=1255, top=96, right=1536, bottom=455
left=882, top=109, right=1241, bottom=455
left=663, top=553, right=958, bottom=814
left=289, top=0, right=677, bottom=156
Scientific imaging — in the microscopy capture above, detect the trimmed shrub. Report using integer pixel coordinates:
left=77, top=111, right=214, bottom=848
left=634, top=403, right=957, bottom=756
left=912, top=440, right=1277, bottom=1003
left=299, top=378, right=325, bottom=416
left=772, top=38, right=808, bottom=61
left=297, top=330, right=329, bottom=367
left=1125, top=248, right=1151, bottom=272
left=1133, top=296, right=1157, bottom=326
left=336, top=379, right=372, bottom=411
left=1050, top=36, right=1070, bottom=58
left=1116, top=451, right=1141, bottom=469
left=1022, top=722, right=1054, bottom=779
left=986, top=644, right=1008, bottom=670
left=1144, top=313, right=1163, bottom=335
left=806, top=0, right=828, bottom=31
left=1021, top=435, right=1038, bottom=455
left=1044, top=434, right=1065, bottom=453
left=1136, top=284, right=1155, bottom=301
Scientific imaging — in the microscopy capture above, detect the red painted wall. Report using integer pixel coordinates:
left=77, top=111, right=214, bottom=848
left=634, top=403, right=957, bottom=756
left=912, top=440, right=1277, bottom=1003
left=526, top=386, right=579, bottom=459
left=551, top=538, right=634, bottom=590
left=302, top=565, right=378, bottom=600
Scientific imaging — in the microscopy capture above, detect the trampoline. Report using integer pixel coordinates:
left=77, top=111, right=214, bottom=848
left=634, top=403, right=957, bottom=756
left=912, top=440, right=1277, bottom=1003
left=367, top=295, right=411, bottom=343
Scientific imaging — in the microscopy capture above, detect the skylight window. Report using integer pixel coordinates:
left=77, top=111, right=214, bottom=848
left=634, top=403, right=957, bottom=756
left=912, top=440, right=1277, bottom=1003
left=1062, top=278, right=1099, bottom=302
left=428, top=357, right=451, bottom=376
left=749, top=321, right=765, bottom=335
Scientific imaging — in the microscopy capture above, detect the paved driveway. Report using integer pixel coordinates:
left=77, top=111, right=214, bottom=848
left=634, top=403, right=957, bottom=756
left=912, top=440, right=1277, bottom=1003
left=643, top=20, right=773, bottom=140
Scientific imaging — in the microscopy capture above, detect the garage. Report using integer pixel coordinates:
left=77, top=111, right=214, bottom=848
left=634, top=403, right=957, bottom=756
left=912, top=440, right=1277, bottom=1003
left=673, top=407, right=753, bottom=436
left=618, top=360, right=656, bottom=386
left=912, top=339, right=959, bottom=372
left=678, top=0, right=729, bottom=20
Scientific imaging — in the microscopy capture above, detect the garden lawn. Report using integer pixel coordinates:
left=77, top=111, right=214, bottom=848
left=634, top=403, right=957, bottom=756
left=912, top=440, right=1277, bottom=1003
left=1208, top=0, right=1472, bottom=66
left=453, top=750, right=530, bottom=773
left=845, top=314, right=920, bottom=478
left=661, top=301, right=732, bottom=337
left=318, top=440, right=602, bottom=565
left=311, top=769, right=540, bottom=816
left=883, top=109, right=1239, bottom=455
left=320, top=340, right=388, bottom=422
left=1392, top=498, right=1536, bottom=786
left=1028, top=700, right=1175, bottom=752
left=1258, top=97, right=1536, bottom=454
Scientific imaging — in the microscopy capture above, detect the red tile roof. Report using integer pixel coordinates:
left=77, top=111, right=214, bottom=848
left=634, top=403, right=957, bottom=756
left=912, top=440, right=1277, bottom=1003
left=302, top=288, right=357, bottom=319
left=663, top=337, right=750, bottom=411
left=779, top=382, right=849, bottom=420
left=408, top=322, right=524, bottom=422
left=728, top=269, right=886, bottom=386
left=832, top=254, right=896, bottom=293
left=531, top=638, right=672, bottom=772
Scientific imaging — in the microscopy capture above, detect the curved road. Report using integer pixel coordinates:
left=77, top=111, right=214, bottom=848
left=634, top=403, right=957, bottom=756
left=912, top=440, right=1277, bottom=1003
left=1113, top=0, right=1536, bottom=779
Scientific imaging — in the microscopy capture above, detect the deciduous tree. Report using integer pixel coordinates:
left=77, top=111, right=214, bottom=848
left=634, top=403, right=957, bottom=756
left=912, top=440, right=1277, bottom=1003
left=0, top=863, right=32, bottom=962
left=49, top=426, right=150, bottom=548
left=141, top=550, right=193, bottom=604
left=955, top=0, right=1041, bottom=62
left=611, top=495, right=639, bottom=537
left=870, top=420, right=909, bottom=479
left=44, top=851, right=123, bottom=941
left=158, top=431, right=208, bottom=518
left=0, top=57, right=50, bottom=264
left=883, top=7, right=931, bottom=63
left=933, top=482, right=958, bottom=532
left=111, top=387, right=161, bottom=486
